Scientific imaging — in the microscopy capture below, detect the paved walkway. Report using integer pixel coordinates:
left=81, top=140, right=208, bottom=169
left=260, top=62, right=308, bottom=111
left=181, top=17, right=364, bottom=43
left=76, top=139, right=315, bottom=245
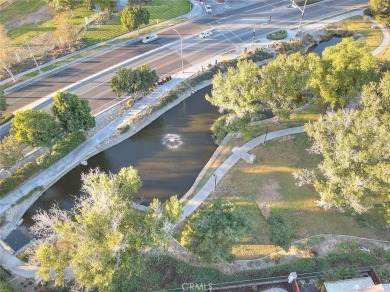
left=180, top=126, right=305, bottom=221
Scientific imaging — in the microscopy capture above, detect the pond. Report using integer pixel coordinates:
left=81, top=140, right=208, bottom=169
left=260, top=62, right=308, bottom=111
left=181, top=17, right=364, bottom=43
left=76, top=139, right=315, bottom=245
left=4, top=86, right=221, bottom=251
left=307, top=36, right=343, bottom=57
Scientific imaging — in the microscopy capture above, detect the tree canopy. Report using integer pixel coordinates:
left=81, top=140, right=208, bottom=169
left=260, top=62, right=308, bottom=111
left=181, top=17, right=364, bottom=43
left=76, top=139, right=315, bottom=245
left=303, top=73, right=390, bottom=215
left=206, top=59, right=264, bottom=118
left=259, top=52, right=321, bottom=119
left=121, top=5, right=150, bottom=32
left=46, top=0, right=83, bottom=17
left=111, top=65, right=157, bottom=97
left=0, top=89, right=7, bottom=120
left=312, top=38, right=379, bottom=108
left=31, top=167, right=182, bottom=290
left=370, top=0, right=390, bottom=14
left=11, top=109, right=62, bottom=148
left=0, top=135, right=24, bottom=168
left=54, top=14, right=78, bottom=48
left=181, top=201, right=250, bottom=262
left=52, top=91, right=95, bottom=133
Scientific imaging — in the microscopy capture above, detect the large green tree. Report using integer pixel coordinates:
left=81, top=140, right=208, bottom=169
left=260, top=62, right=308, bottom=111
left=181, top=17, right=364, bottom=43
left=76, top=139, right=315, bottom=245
left=259, top=52, right=321, bottom=119
left=370, top=0, right=390, bottom=14
left=312, top=38, right=379, bottom=108
left=11, top=109, right=61, bottom=148
left=121, top=5, right=150, bottom=33
left=302, top=73, right=390, bottom=214
left=47, top=0, right=83, bottom=17
left=52, top=91, right=95, bottom=133
left=0, top=135, right=24, bottom=168
left=54, top=14, right=78, bottom=48
left=111, top=65, right=157, bottom=97
left=206, top=59, right=265, bottom=118
left=181, top=201, right=250, bottom=262
left=31, top=167, right=182, bottom=290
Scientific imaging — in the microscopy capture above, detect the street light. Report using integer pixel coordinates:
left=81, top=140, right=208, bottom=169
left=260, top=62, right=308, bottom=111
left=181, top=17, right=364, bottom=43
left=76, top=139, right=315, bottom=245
left=173, top=29, right=184, bottom=73
left=291, top=0, right=308, bottom=31
left=213, top=174, right=217, bottom=190
left=25, top=37, right=41, bottom=74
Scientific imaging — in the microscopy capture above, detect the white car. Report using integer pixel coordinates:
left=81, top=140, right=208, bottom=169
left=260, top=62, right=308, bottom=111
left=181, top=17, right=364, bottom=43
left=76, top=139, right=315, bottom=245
left=205, top=5, right=212, bottom=13
left=142, top=34, right=158, bottom=43
left=198, top=30, right=213, bottom=38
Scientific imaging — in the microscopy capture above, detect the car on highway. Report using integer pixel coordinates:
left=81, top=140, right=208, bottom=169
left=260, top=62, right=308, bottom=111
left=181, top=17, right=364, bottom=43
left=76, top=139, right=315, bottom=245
left=142, top=34, right=158, bottom=43
left=205, top=5, right=212, bottom=13
left=198, top=30, right=213, bottom=38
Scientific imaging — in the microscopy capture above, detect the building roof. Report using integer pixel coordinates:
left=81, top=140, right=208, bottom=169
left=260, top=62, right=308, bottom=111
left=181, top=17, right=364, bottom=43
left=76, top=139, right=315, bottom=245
left=324, top=277, right=375, bottom=292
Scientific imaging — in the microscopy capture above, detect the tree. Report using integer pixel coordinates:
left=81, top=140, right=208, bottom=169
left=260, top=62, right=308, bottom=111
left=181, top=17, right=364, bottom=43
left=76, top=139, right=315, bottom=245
left=31, top=167, right=182, bottom=290
left=181, top=201, right=250, bottom=262
left=0, top=89, right=8, bottom=120
left=0, top=135, right=24, bottom=168
left=54, top=14, right=78, bottom=49
left=111, top=65, right=157, bottom=97
left=303, top=73, right=390, bottom=214
left=94, top=0, right=116, bottom=13
left=206, top=59, right=265, bottom=118
left=370, top=0, right=390, bottom=14
left=52, top=91, right=95, bottom=133
left=47, top=0, right=83, bottom=17
left=258, top=52, right=321, bottom=119
left=11, top=109, right=62, bottom=148
left=312, top=38, right=379, bottom=108
left=121, top=5, right=150, bottom=33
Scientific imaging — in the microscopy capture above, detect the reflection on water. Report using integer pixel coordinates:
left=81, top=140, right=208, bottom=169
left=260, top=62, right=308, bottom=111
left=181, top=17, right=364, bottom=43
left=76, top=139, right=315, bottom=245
left=22, top=86, right=219, bottom=227
left=307, top=37, right=343, bottom=57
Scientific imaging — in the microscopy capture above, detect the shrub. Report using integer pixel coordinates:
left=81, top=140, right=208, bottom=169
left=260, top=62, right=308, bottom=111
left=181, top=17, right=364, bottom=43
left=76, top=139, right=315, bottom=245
left=325, top=252, right=378, bottom=267
left=268, top=213, right=294, bottom=251
left=210, top=115, right=228, bottom=145
left=37, top=132, right=86, bottom=169
left=0, top=176, right=20, bottom=197
left=267, top=30, right=287, bottom=40
left=374, top=14, right=390, bottom=27
left=15, top=186, right=44, bottom=204
left=363, top=8, right=373, bottom=16
left=15, top=162, right=39, bottom=179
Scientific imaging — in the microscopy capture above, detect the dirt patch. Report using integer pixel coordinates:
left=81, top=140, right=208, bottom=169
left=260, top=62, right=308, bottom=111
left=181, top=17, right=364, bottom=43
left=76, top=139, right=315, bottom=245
left=4, top=4, right=56, bottom=30
left=256, top=179, right=281, bottom=218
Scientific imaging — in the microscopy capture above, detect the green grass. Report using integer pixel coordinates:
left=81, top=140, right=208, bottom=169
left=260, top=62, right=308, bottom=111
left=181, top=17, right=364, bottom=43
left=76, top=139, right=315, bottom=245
left=82, top=0, right=189, bottom=45
left=0, top=0, right=46, bottom=24
left=188, top=132, right=390, bottom=260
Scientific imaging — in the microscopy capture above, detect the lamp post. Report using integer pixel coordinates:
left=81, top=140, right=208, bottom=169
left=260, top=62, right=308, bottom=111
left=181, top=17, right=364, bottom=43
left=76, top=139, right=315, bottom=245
left=173, top=29, right=184, bottom=73
left=291, top=0, right=308, bottom=31
left=213, top=174, right=217, bottom=190
left=25, top=37, right=41, bottom=74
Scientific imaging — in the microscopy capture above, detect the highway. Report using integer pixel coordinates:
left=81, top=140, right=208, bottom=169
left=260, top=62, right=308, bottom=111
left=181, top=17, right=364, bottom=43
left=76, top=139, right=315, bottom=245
left=3, top=0, right=367, bottom=117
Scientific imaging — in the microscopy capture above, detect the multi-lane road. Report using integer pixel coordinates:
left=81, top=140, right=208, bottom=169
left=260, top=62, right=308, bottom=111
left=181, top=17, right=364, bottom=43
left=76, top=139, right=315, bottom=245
left=3, top=0, right=366, bottom=117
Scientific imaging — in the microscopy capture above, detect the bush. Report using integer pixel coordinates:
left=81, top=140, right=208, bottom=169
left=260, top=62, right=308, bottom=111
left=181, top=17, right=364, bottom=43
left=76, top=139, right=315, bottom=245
left=15, top=186, right=44, bottom=204
left=267, top=30, right=287, bottom=40
left=15, top=162, right=39, bottom=179
left=210, top=115, right=228, bottom=145
left=325, top=252, right=378, bottom=267
left=0, top=113, right=14, bottom=125
left=363, top=8, right=373, bottom=16
left=0, top=176, right=21, bottom=197
left=38, top=132, right=86, bottom=169
left=268, top=213, right=294, bottom=251
left=374, top=14, right=390, bottom=27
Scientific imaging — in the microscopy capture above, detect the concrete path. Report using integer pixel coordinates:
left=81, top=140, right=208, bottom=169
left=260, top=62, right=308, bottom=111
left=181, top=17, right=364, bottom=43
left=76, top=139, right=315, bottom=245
left=370, top=17, right=390, bottom=56
left=0, top=245, right=38, bottom=278
left=180, top=126, right=304, bottom=221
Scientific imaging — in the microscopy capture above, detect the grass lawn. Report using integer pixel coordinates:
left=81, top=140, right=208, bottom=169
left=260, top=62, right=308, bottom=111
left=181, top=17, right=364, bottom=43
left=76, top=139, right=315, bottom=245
left=82, top=0, right=189, bottom=45
left=326, top=15, right=384, bottom=56
left=0, top=0, right=46, bottom=24
left=2, top=0, right=189, bottom=46
left=186, top=133, right=390, bottom=260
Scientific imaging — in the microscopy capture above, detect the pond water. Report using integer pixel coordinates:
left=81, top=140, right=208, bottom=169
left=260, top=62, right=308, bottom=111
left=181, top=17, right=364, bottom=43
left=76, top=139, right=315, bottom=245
left=307, top=36, right=343, bottom=57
